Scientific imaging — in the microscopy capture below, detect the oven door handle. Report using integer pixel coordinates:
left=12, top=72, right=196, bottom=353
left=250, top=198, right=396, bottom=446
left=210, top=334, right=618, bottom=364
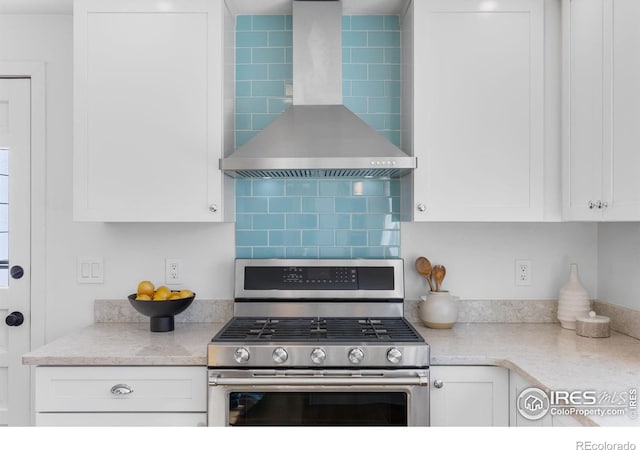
left=209, top=374, right=429, bottom=387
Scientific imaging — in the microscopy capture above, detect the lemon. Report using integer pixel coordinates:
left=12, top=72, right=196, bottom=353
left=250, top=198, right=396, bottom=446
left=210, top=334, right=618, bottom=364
left=168, top=292, right=181, bottom=300
left=137, top=280, right=155, bottom=297
left=155, top=285, right=171, bottom=297
left=153, top=289, right=170, bottom=301
left=136, top=294, right=152, bottom=301
left=178, top=289, right=194, bottom=299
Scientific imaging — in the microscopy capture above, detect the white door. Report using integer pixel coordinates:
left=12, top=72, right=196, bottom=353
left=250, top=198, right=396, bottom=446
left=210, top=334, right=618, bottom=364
left=0, top=78, right=31, bottom=426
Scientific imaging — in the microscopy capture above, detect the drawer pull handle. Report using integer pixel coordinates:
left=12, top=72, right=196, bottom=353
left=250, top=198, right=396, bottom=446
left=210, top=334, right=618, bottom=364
left=110, top=384, right=134, bottom=396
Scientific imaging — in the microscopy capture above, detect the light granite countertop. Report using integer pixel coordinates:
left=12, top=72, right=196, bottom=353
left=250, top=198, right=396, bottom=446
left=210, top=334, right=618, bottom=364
left=22, top=321, right=640, bottom=426
left=419, top=323, right=640, bottom=426
left=22, top=322, right=224, bottom=366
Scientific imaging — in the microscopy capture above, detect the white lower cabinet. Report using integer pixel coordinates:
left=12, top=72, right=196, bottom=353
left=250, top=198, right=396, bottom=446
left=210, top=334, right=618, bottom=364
left=509, top=371, right=552, bottom=427
left=35, top=366, right=207, bottom=426
left=430, top=366, right=509, bottom=426
left=552, top=414, right=584, bottom=427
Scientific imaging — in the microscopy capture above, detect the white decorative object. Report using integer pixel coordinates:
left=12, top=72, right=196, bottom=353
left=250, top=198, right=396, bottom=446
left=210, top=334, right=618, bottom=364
left=419, top=291, right=459, bottom=329
left=575, top=311, right=611, bottom=338
left=557, top=263, right=590, bottom=330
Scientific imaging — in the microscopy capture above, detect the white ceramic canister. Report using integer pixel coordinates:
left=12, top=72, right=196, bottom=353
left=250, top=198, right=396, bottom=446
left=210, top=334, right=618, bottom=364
left=557, top=263, right=590, bottom=330
left=419, top=291, right=459, bottom=329
left=575, top=311, right=611, bottom=338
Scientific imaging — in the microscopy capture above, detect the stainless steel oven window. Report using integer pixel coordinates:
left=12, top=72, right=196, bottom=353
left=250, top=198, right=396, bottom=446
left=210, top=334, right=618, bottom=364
left=227, top=391, right=408, bottom=426
left=208, top=370, right=429, bottom=427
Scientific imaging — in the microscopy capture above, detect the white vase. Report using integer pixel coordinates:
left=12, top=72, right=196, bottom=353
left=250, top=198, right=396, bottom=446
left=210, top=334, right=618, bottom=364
left=419, top=291, right=458, bottom=329
left=557, top=263, right=590, bottom=330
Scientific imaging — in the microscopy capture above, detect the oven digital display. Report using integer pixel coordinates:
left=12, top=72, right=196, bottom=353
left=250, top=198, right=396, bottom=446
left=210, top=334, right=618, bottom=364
left=307, top=268, right=331, bottom=280
left=243, top=266, right=394, bottom=290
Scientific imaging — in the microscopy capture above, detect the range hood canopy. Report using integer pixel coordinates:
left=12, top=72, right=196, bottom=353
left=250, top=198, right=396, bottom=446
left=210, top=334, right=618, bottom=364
left=221, top=0, right=416, bottom=178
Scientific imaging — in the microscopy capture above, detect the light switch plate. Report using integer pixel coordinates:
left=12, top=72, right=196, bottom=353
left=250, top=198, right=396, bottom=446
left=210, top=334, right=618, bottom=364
left=77, top=257, right=104, bottom=284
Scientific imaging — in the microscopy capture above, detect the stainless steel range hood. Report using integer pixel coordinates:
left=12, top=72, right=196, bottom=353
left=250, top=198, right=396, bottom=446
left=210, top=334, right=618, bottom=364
left=220, top=0, right=416, bottom=178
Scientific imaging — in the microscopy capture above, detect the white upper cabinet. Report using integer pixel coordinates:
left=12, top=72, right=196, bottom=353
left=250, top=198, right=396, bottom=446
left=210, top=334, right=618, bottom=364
left=408, top=0, right=548, bottom=221
left=73, top=0, right=228, bottom=222
left=563, top=0, right=640, bottom=221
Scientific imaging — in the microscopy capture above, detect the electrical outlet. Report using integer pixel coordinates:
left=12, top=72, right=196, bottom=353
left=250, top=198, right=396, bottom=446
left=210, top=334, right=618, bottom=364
left=165, top=258, right=183, bottom=285
left=515, top=260, right=531, bottom=286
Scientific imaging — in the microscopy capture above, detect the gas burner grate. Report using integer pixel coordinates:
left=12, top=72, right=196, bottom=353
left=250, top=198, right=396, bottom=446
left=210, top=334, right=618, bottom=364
left=213, top=317, right=423, bottom=343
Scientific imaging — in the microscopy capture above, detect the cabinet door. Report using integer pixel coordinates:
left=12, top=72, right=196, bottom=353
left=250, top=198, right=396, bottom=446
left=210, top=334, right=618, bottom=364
left=430, top=366, right=509, bottom=426
left=563, top=0, right=640, bottom=221
left=36, top=412, right=207, bottom=426
left=509, top=371, right=552, bottom=427
left=413, top=0, right=544, bottom=221
left=563, top=0, right=605, bottom=220
left=604, top=0, right=640, bottom=220
left=36, top=366, right=207, bottom=413
left=552, top=413, right=584, bottom=427
left=73, top=0, right=224, bottom=222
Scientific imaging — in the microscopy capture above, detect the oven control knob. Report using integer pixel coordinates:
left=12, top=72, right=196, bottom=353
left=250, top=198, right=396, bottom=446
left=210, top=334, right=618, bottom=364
left=310, top=347, right=326, bottom=364
left=348, top=347, right=365, bottom=364
left=386, top=347, right=403, bottom=364
left=234, top=347, right=250, bottom=364
left=272, top=347, right=289, bottom=364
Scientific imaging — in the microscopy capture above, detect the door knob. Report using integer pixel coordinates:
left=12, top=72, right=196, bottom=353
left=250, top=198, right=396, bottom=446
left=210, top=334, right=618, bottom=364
left=10, top=265, right=24, bottom=279
left=5, top=311, right=24, bottom=327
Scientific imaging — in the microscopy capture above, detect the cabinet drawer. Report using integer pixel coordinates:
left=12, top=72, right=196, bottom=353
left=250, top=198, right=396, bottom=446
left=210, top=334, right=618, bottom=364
left=36, top=366, right=206, bottom=412
left=36, top=412, right=207, bottom=427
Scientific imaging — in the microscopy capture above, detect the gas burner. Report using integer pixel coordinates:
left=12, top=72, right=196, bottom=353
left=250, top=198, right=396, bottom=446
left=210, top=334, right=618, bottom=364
left=213, top=316, right=423, bottom=343
left=309, top=318, right=327, bottom=336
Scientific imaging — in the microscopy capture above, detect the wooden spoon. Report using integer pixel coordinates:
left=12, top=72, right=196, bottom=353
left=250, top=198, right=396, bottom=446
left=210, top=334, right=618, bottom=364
left=415, top=257, right=435, bottom=292
left=432, top=265, right=446, bottom=292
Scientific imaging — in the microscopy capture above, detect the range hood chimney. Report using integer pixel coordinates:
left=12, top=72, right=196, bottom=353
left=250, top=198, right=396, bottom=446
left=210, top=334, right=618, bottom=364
left=220, top=0, right=416, bottom=178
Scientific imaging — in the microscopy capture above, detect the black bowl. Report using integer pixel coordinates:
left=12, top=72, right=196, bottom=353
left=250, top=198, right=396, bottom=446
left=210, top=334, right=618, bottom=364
left=128, top=293, right=195, bottom=332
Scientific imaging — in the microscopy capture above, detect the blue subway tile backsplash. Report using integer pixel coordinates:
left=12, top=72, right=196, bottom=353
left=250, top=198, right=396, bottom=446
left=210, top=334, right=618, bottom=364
left=235, top=15, right=402, bottom=259
left=237, top=179, right=401, bottom=258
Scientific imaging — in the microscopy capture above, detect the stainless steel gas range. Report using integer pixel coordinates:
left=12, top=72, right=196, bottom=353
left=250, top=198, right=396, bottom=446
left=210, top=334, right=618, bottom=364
left=207, top=259, right=430, bottom=426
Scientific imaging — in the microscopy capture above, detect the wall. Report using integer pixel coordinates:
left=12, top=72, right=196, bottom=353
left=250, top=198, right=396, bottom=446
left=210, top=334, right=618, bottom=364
left=597, top=223, right=640, bottom=310
left=402, top=222, right=598, bottom=301
left=0, top=15, right=235, bottom=342
left=0, top=14, right=634, bottom=346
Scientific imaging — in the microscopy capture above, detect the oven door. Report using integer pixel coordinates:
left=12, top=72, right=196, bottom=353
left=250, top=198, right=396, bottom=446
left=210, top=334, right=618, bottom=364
left=208, top=369, right=429, bottom=426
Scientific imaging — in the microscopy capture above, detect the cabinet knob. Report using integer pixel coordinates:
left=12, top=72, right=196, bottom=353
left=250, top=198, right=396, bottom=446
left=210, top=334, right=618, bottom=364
left=209, top=204, right=218, bottom=213
left=110, top=384, right=134, bottom=396
left=589, top=200, right=610, bottom=210
left=417, top=203, right=427, bottom=212
left=433, top=379, right=444, bottom=389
